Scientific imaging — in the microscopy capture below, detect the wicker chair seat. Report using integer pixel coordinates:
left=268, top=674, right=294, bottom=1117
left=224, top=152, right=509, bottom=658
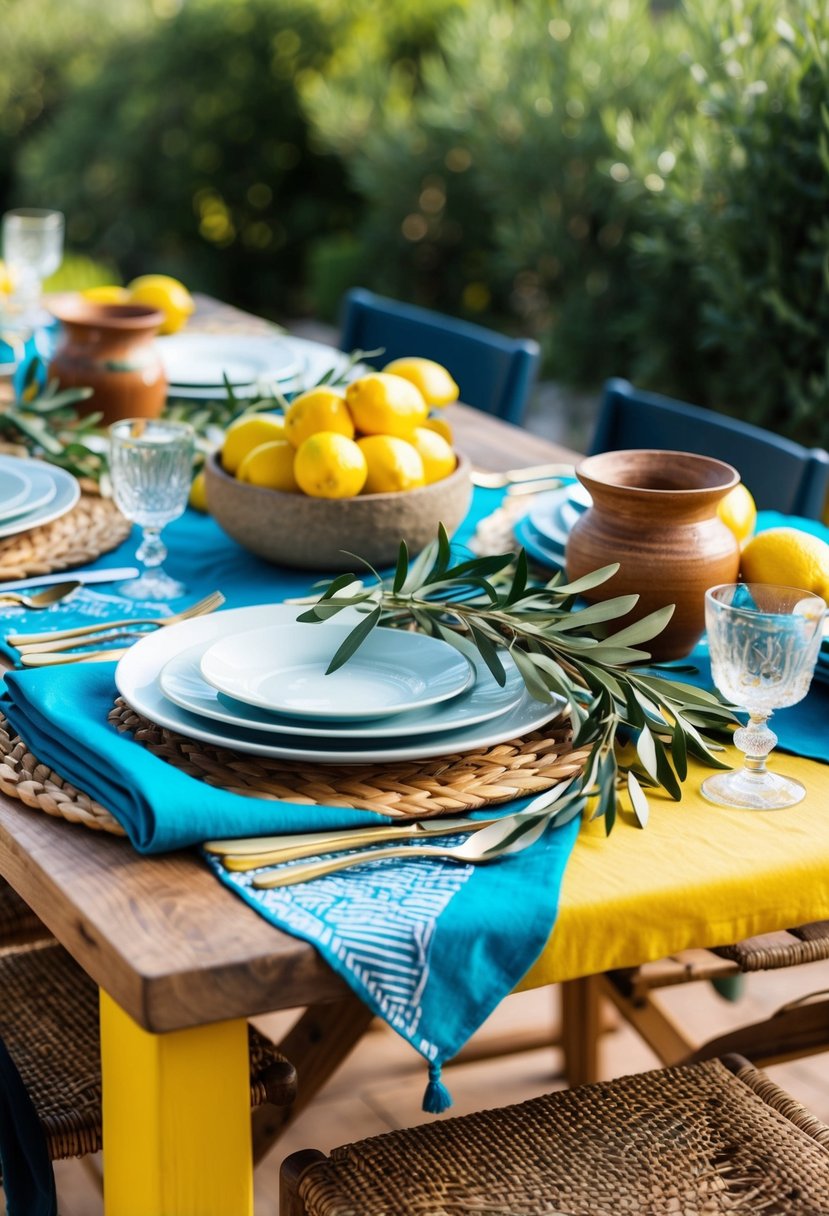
left=283, top=1058, right=829, bottom=1216
left=714, top=921, right=829, bottom=970
left=0, top=941, right=295, bottom=1162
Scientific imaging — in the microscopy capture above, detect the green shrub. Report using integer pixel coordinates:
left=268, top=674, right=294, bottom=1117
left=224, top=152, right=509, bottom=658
left=620, top=0, right=829, bottom=446
left=306, top=0, right=691, bottom=381
left=16, top=0, right=463, bottom=319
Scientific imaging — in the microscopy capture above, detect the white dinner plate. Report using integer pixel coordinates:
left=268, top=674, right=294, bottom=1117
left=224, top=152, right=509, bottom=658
left=162, top=336, right=360, bottom=401
left=0, top=462, right=32, bottom=520
left=0, top=461, right=79, bottom=540
left=0, top=456, right=56, bottom=522
left=160, top=634, right=523, bottom=738
left=199, top=623, right=475, bottom=719
left=115, top=605, right=566, bottom=764
left=158, top=334, right=301, bottom=389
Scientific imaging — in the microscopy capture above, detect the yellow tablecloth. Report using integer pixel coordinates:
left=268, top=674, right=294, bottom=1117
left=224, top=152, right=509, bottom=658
left=524, top=746, right=829, bottom=986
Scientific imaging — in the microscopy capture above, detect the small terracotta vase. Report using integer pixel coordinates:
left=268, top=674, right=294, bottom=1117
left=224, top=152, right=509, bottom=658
left=565, top=449, right=741, bottom=660
left=48, top=296, right=167, bottom=426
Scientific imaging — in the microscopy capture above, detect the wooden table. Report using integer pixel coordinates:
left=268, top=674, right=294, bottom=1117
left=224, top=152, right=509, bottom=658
left=0, top=382, right=582, bottom=1215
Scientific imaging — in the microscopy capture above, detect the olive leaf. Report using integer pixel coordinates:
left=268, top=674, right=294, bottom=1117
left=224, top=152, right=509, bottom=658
left=302, top=529, right=738, bottom=839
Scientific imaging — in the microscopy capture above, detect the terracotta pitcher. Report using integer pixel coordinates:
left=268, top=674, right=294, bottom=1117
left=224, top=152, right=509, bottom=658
left=565, top=449, right=741, bottom=660
left=48, top=297, right=167, bottom=426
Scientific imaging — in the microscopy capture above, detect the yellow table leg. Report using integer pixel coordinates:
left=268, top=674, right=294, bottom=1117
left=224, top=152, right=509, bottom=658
left=100, top=990, right=253, bottom=1216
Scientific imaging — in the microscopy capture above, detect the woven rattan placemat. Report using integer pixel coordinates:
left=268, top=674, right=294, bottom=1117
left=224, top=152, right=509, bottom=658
left=0, top=696, right=589, bottom=837
left=0, top=494, right=131, bottom=581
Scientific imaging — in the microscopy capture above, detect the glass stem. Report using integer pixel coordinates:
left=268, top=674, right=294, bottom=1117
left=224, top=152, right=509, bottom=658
left=136, top=527, right=167, bottom=570
left=733, top=713, right=777, bottom=777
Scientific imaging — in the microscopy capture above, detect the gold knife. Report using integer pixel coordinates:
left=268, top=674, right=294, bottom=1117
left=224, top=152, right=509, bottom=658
left=208, top=816, right=501, bottom=871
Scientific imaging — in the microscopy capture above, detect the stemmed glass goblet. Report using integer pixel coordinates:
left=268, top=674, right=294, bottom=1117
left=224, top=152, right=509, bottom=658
left=702, top=583, right=826, bottom=810
left=109, top=418, right=195, bottom=601
left=2, top=209, right=64, bottom=326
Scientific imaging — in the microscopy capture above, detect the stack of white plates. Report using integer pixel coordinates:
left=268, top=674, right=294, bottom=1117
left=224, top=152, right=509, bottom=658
left=158, top=333, right=356, bottom=401
left=513, top=482, right=592, bottom=570
left=115, top=604, right=565, bottom=764
left=0, top=455, right=80, bottom=540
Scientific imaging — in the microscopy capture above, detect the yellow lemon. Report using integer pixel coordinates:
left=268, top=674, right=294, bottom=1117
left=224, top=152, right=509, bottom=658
left=0, top=260, right=12, bottom=294
left=189, top=469, right=208, bottom=513
left=284, top=387, right=354, bottom=449
left=357, top=435, right=425, bottom=494
left=423, top=415, right=454, bottom=444
left=717, top=483, right=757, bottom=545
left=81, top=285, right=131, bottom=304
left=127, top=274, right=195, bottom=334
left=383, top=356, right=459, bottom=407
left=410, top=426, right=456, bottom=484
left=345, top=373, right=428, bottom=437
left=237, top=440, right=299, bottom=492
left=740, top=527, right=829, bottom=600
left=221, top=413, right=286, bottom=475
left=294, top=432, right=367, bottom=498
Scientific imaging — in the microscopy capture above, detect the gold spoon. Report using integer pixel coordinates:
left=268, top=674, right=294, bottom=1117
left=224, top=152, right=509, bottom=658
left=0, top=582, right=81, bottom=610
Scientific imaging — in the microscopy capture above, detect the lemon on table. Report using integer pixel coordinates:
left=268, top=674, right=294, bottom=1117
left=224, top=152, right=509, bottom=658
left=717, top=483, right=757, bottom=544
left=221, top=413, right=286, bottom=475
left=81, top=285, right=132, bottom=305
left=741, top=527, right=829, bottom=600
left=345, top=373, right=428, bottom=437
left=237, top=440, right=300, bottom=492
left=410, top=426, right=456, bottom=484
left=357, top=435, right=426, bottom=494
left=127, top=274, right=195, bottom=334
left=294, top=432, right=367, bottom=498
left=423, top=415, right=454, bottom=445
left=284, top=387, right=354, bottom=449
left=189, top=469, right=208, bottom=513
left=383, top=357, right=459, bottom=407
left=0, top=260, right=12, bottom=294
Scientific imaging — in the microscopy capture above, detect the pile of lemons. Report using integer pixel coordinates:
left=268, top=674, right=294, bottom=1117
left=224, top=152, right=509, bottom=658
left=718, top=483, right=829, bottom=601
left=220, top=357, right=460, bottom=499
left=82, top=275, right=194, bottom=335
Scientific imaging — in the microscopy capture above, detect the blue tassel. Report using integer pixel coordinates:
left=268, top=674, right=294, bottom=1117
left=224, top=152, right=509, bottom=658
left=422, top=1062, right=453, bottom=1114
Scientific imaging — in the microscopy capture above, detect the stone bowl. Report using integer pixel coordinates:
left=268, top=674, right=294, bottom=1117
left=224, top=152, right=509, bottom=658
left=204, top=449, right=473, bottom=571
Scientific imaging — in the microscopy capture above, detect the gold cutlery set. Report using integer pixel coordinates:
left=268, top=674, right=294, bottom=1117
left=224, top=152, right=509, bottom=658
left=9, top=590, right=226, bottom=665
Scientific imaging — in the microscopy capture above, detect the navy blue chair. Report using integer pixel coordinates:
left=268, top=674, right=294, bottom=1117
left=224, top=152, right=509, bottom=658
left=339, top=288, right=540, bottom=425
left=590, top=378, right=829, bottom=519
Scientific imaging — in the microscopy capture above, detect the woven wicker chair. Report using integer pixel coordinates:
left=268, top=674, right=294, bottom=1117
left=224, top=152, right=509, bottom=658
left=281, top=1055, right=829, bottom=1215
left=0, top=876, right=50, bottom=949
left=0, top=940, right=295, bottom=1164
left=561, top=920, right=829, bottom=1088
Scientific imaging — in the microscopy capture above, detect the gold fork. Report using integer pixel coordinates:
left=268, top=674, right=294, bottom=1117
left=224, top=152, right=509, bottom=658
left=9, top=590, right=225, bottom=650
left=20, top=648, right=131, bottom=667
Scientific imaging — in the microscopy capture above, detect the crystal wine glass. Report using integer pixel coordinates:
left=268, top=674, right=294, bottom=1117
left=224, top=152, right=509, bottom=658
left=701, top=582, right=826, bottom=810
left=109, top=418, right=195, bottom=601
left=2, top=209, right=64, bottom=326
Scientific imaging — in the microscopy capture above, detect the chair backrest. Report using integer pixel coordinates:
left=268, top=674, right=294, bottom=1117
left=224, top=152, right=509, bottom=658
left=339, top=287, right=540, bottom=424
left=589, top=378, right=829, bottom=519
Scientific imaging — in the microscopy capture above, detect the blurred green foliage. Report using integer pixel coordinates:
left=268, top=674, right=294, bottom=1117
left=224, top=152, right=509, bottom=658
left=6, top=0, right=829, bottom=445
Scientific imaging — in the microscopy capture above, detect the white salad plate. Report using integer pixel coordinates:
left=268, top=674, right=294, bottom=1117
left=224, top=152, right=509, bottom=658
left=162, top=336, right=360, bottom=400
left=0, top=461, right=79, bottom=540
left=160, top=634, right=523, bottom=738
left=115, top=605, right=566, bottom=765
left=198, top=622, right=475, bottom=719
left=158, top=334, right=301, bottom=389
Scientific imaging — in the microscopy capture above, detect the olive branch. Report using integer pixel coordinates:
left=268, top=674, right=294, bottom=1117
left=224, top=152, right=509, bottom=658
left=297, top=525, right=737, bottom=861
